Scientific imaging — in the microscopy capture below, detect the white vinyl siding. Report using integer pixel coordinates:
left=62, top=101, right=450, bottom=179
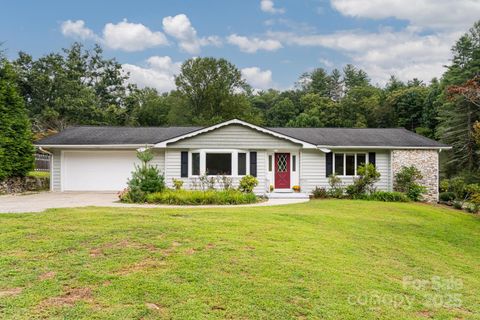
left=51, top=149, right=61, bottom=191
left=168, top=124, right=300, bottom=149
left=165, top=149, right=267, bottom=194
left=151, top=149, right=165, bottom=174
left=300, top=149, right=391, bottom=194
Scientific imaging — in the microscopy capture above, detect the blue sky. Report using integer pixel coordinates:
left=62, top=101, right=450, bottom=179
left=1, top=0, right=479, bottom=91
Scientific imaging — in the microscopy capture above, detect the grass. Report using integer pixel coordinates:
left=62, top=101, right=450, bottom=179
left=27, top=171, right=50, bottom=178
left=0, top=200, right=479, bottom=319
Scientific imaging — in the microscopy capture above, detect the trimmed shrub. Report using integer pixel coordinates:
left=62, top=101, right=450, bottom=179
left=394, top=166, right=426, bottom=201
left=239, top=175, right=258, bottom=193
left=363, top=191, right=410, bottom=202
left=439, top=191, right=455, bottom=203
left=146, top=189, right=257, bottom=205
left=312, top=186, right=328, bottom=199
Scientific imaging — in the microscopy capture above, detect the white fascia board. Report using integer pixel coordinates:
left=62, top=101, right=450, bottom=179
left=317, top=145, right=452, bottom=150
left=35, top=144, right=154, bottom=149
left=154, top=118, right=317, bottom=149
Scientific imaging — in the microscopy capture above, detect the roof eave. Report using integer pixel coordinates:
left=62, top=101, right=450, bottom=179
left=317, top=145, right=451, bottom=150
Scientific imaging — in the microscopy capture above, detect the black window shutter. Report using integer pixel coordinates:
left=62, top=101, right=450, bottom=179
left=249, top=152, right=257, bottom=177
left=368, top=152, right=376, bottom=167
left=181, top=151, right=188, bottom=177
left=326, top=152, right=333, bottom=177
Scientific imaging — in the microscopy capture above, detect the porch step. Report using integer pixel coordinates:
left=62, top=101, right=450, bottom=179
left=267, top=192, right=310, bottom=199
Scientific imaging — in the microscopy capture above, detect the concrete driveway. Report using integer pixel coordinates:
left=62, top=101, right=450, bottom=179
left=0, top=192, right=308, bottom=213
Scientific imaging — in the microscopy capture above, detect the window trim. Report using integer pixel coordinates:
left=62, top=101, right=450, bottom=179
left=332, top=152, right=368, bottom=177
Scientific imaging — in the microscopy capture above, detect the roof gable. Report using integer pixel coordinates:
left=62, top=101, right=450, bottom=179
left=154, top=119, right=317, bottom=149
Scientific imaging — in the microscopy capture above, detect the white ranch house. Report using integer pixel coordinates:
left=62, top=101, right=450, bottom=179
left=36, top=119, right=450, bottom=202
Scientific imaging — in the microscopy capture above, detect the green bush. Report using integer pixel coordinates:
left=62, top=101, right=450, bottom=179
left=238, top=175, right=258, bottom=193
left=146, top=189, right=257, bottom=205
left=123, top=149, right=165, bottom=202
left=327, top=174, right=344, bottom=198
left=172, top=178, right=184, bottom=190
left=439, top=192, right=455, bottom=202
left=312, top=186, right=328, bottom=199
left=394, top=166, right=426, bottom=201
left=362, top=191, right=410, bottom=202
left=345, top=163, right=381, bottom=198
left=453, top=201, right=463, bottom=210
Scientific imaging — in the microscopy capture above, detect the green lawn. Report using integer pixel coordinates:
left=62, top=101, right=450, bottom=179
left=0, top=200, right=479, bottom=319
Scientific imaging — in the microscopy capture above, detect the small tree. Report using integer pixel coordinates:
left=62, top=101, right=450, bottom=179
left=394, top=166, right=426, bottom=201
left=0, top=60, right=34, bottom=180
left=346, top=163, right=380, bottom=197
left=125, top=149, right=165, bottom=202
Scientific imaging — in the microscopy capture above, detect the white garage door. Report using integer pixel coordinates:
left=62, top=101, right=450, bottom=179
left=63, top=151, right=139, bottom=191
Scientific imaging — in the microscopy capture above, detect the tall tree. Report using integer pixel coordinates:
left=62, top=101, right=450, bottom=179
left=0, top=59, right=34, bottom=180
left=343, top=64, right=370, bottom=91
left=130, top=88, right=171, bottom=126
left=298, top=68, right=330, bottom=97
left=13, top=43, right=134, bottom=132
left=437, top=21, right=480, bottom=175
left=175, top=57, right=255, bottom=125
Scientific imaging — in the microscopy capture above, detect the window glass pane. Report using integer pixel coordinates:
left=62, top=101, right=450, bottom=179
left=238, top=153, right=246, bottom=175
left=192, top=153, right=200, bottom=175
left=206, top=153, right=231, bottom=175
left=357, top=154, right=366, bottom=170
left=292, top=155, right=296, bottom=172
left=268, top=155, right=273, bottom=172
left=346, top=154, right=355, bottom=176
left=334, top=153, right=344, bottom=175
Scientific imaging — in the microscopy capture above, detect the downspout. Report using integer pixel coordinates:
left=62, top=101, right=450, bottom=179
left=37, top=147, right=53, bottom=192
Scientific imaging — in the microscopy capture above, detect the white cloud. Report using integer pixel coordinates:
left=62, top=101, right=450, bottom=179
left=268, top=29, right=460, bottom=84
left=227, top=34, right=282, bottom=53
left=122, top=56, right=182, bottom=92
left=330, top=0, right=480, bottom=31
left=103, top=19, right=168, bottom=52
left=162, top=14, right=221, bottom=54
left=260, top=0, right=285, bottom=14
left=61, top=19, right=168, bottom=52
left=60, top=20, right=98, bottom=41
left=242, top=67, right=274, bottom=90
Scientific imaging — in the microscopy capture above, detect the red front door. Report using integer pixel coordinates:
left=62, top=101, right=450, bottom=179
left=274, top=153, right=290, bottom=189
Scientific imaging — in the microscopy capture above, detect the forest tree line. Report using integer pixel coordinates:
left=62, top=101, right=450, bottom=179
left=2, top=22, right=480, bottom=181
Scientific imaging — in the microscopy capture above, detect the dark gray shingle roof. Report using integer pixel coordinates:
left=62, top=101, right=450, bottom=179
left=268, top=127, right=449, bottom=148
left=36, top=126, right=202, bottom=145
left=36, top=124, right=448, bottom=148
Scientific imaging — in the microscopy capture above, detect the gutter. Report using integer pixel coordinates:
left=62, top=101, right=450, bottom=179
left=34, top=144, right=155, bottom=149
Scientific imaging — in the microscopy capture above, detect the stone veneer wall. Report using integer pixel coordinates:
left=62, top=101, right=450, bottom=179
left=391, top=149, right=439, bottom=203
left=0, top=176, right=50, bottom=194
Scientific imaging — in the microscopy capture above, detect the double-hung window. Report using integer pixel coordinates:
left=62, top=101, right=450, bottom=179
left=333, top=153, right=368, bottom=176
